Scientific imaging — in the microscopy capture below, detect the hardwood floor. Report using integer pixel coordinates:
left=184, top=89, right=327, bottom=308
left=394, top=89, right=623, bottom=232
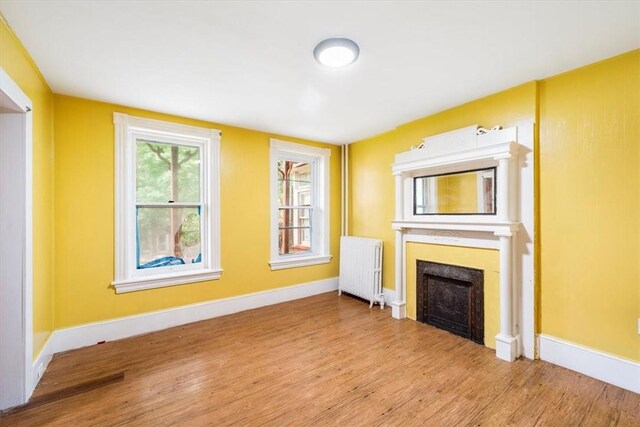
left=2, top=292, right=638, bottom=426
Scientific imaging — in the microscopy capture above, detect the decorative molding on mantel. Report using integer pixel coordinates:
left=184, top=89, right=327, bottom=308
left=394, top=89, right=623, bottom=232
left=389, top=124, right=534, bottom=363
left=392, top=141, right=519, bottom=176
left=392, top=219, right=519, bottom=234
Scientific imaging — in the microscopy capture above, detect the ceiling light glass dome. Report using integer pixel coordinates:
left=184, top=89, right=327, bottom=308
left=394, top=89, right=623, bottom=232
left=313, top=38, right=360, bottom=68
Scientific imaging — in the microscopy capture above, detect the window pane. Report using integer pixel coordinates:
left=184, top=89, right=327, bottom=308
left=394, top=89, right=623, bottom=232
left=279, top=228, right=311, bottom=255
left=278, top=207, right=311, bottom=255
left=137, top=207, right=201, bottom=269
left=136, top=140, right=200, bottom=203
left=278, top=208, right=311, bottom=228
left=277, top=161, right=311, bottom=207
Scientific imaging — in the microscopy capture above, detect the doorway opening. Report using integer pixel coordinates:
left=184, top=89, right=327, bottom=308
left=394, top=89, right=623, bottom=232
left=0, top=68, right=33, bottom=410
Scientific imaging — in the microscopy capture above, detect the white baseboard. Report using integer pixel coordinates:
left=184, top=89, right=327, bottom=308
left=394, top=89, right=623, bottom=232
left=29, top=335, right=55, bottom=396
left=382, top=288, right=396, bottom=306
left=538, top=334, right=640, bottom=394
left=49, top=277, right=338, bottom=356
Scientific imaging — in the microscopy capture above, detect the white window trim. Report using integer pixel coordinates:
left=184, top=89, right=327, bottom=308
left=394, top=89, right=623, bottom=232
left=112, top=113, right=222, bottom=293
left=269, top=139, right=332, bottom=270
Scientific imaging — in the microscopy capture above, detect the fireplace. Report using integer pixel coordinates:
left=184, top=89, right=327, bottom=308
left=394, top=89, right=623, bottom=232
left=416, top=260, right=484, bottom=344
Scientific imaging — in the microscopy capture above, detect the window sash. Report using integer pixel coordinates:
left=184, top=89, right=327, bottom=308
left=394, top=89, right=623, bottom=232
left=134, top=136, right=203, bottom=205
left=135, top=206, right=203, bottom=269
left=135, top=203, right=204, bottom=209
left=278, top=208, right=312, bottom=226
left=278, top=227, right=312, bottom=256
left=128, top=129, right=210, bottom=278
left=277, top=157, right=316, bottom=253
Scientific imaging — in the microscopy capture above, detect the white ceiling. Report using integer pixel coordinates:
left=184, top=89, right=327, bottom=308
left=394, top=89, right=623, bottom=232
left=2, top=1, right=639, bottom=144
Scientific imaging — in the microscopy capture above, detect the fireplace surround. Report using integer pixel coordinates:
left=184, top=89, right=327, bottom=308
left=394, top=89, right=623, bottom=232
left=389, top=123, right=535, bottom=362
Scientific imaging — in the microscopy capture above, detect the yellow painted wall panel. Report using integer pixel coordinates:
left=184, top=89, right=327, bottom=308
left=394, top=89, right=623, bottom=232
left=0, top=19, right=55, bottom=357
left=539, top=50, right=639, bottom=361
left=53, top=95, right=341, bottom=328
left=406, top=243, right=500, bottom=349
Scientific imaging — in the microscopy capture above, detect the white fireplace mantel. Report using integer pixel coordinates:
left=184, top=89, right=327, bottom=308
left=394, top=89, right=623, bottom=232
left=390, top=125, right=534, bottom=362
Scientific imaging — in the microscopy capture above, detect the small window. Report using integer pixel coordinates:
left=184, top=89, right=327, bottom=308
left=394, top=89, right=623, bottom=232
left=113, top=113, right=222, bottom=293
left=270, top=139, right=331, bottom=270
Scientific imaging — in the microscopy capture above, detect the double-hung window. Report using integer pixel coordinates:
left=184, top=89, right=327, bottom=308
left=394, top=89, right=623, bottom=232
left=270, top=139, right=331, bottom=270
left=113, top=113, right=221, bottom=293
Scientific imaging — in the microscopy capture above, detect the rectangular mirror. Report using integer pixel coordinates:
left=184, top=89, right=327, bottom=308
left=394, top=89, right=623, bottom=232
left=414, top=168, right=496, bottom=215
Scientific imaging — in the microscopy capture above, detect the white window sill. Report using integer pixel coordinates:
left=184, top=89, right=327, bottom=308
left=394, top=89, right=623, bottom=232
left=269, top=255, right=332, bottom=271
left=112, top=269, right=223, bottom=294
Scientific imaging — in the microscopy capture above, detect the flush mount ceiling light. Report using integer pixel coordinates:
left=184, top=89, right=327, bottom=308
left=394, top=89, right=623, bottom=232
left=313, top=38, right=360, bottom=68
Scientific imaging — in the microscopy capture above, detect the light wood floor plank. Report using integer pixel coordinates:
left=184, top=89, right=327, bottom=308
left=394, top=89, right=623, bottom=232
left=1, top=292, right=637, bottom=426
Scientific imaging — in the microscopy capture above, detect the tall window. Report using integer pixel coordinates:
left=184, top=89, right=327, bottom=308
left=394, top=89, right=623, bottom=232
left=270, top=139, right=331, bottom=270
left=113, top=113, right=221, bottom=293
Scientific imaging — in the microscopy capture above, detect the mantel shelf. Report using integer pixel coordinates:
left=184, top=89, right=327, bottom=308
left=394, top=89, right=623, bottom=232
left=391, top=219, right=519, bottom=235
left=392, top=141, right=517, bottom=175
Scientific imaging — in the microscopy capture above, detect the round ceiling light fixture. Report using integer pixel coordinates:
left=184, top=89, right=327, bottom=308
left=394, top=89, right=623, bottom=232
left=313, top=38, right=360, bottom=68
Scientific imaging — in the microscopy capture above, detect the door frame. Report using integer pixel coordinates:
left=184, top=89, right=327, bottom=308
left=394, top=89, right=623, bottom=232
left=0, top=67, right=33, bottom=410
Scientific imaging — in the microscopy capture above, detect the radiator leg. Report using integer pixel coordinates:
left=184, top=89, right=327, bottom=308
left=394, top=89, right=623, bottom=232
left=376, top=293, right=385, bottom=309
left=369, top=300, right=374, bottom=308
left=338, top=289, right=342, bottom=296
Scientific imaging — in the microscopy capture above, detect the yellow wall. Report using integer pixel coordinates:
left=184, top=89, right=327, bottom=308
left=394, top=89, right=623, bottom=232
left=539, top=50, right=639, bottom=361
left=406, top=243, right=500, bottom=349
left=0, top=18, right=55, bottom=357
left=53, top=95, right=341, bottom=328
left=349, top=82, right=536, bottom=294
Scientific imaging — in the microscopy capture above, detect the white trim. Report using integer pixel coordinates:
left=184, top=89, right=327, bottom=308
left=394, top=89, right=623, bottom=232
left=538, top=334, right=640, bottom=394
left=495, top=333, right=519, bottom=362
left=115, top=113, right=220, bottom=140
left=112, top=113, right=222, bottom=293
left=0, top=67, right=33, bottom=410
left=382, top=288, right=396, bottom=306
left=345, top=143, right=349, bottom=236
left=393, top=141, right=516, bottom=176
left=517, top=122, right=536, bottom=361
left=392, top=219, right=518, bottom=234
left=390, top=123, right=536, bottom=361
left=112, top=269, right=223, bottom=294
left=23, top=108, right=33, bottom=395
left=269, top=139, right=332, bottom=270
left=269, top=255, right=332, bottom=271
left=47, top=277, right=338, bottom=355
left=0, top=68, right=31, bottom=112
left=30, top=335, right=55, bottom=394
left=341, top=144, right=345, bottom=236
left=402, top=229, right=500, bottom=249
left=270, top=138, right=331, bottom=158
